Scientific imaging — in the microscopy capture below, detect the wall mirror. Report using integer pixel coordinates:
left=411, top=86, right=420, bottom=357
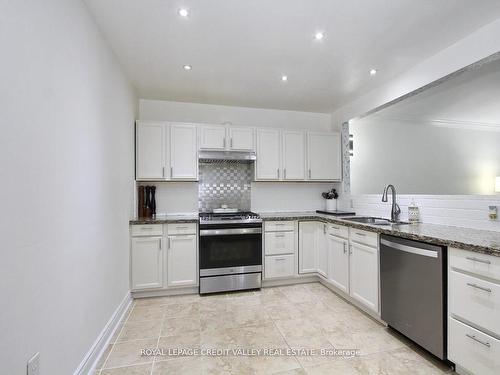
left=349, top=54, right=500, bottom=195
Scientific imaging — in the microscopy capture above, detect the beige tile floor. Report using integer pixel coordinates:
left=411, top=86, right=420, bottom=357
left=94, top=283, right=453, bottom=374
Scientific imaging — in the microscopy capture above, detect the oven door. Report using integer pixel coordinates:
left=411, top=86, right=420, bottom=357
left=199, top=227, right=262, bottom=275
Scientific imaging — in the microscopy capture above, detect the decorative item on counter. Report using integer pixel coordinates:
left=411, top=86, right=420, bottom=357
left=489, top=206, right=498, bottom=220
left=322, top=188, right=339, bottom=211
left=408, top=199, right=420, bottom=223
left=138, top=185, right=145, bottom=218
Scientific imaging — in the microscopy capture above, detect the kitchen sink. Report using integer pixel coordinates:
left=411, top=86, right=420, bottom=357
left=341, top=217, right=409, bottom=226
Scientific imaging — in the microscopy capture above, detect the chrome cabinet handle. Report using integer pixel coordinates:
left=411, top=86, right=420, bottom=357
left=170, top=166, right=173, bottom=177
left=308, top=169, right=311, bottom=179
left=162, top=167, right=166, bottom=178
left=277, top=169, right=280, bottom=179
left=284, top=169, right=286, bottom=179
left=466, top=334, right=490, bottom=348
left=140, top=227, right=154, bottom=230
left=176, top=226, right=189, bottom=229
left=343, top=243, right=347, bottom=254
left=167, top=237, right=171, bottom=249
left=330, top=226, right=340, bottom=230
left=323, top=224, right=326, bottom=234
left=275, top=258, right=287, bottom=261
left=349, top=245, right=352, bottom=255
left=158, top=238, right=162, bottom=249
left=355, top=232, right=366, bottom=237
left=466, top=256, right=491, bottom=265
left=466, top=283, right=492, bottom=293
left=230, top=138, right=233, bottom=148
left=223, top=138, right=226, bottom=148
left=275, top=233, right=286, bottom=238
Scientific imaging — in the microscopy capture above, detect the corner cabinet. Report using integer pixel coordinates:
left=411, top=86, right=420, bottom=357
left=136, top=121, right=198, bottom=181
left=306, top=132, right=341, bottom=181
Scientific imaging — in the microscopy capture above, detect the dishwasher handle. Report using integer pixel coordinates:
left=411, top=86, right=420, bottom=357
left=380, top=238, right=440, bottom=258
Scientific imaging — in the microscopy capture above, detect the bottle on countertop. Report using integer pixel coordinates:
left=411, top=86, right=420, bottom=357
left=408, top=199, right=420, bottom=223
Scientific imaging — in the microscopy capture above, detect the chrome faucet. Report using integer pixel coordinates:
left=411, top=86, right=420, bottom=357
left=382, top=184, right=401, bottom=222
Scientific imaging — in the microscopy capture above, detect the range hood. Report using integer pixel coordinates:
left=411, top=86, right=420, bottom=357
left=198, top=150, right=256, bottom=162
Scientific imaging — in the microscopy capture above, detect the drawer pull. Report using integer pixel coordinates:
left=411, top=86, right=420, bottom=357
left=466, top=256, right=491, bottom=265
left=275, top=234, right=286, bottom=238
left=175, top=226, right=189, bottom=229
left=275, top=258, right=287, bottom=261
left=355, top=232, right=366, bottom=237
left=465, top=333, right=491, bottom=348
left=331, top=226, right=340, bottom=230
left=275, top=223, right=286, bottom=226
left=466, top=283, right=492, bottom=293
left=141, top=227, right=154, bottom=230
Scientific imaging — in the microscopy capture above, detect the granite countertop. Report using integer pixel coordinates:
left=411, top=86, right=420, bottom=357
left=130, top=214, right=198, bottom=225
left=259, top=211, right=500, bottom=257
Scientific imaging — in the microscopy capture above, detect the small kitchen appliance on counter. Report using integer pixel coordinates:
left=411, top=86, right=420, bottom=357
left=198, top=211, right=262, bottom=294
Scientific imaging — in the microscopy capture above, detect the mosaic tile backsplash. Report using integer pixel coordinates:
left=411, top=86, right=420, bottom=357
left=198, top=161, right=252, bottom=212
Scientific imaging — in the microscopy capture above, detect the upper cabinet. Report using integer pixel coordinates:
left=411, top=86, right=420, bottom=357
left=256, top=128, right=281, bottom=180
left=136, top=122, right=165, bottom=180
left=199, top=125, right=255, bottom=151
left=170, top=124, right=198, bottom=180
left=136, top=121, right=198, bottom=181
left=307, top=132, right=341, bottom=181
left=199, top=125, right=227, bottom=150
left=282, top=130, right=306, bottom=180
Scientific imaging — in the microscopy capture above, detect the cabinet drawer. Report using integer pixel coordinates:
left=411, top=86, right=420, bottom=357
left=265, top=255, right=295, bottom=279
left=449, top=317, right=500, bottom=375
left=450, top=248, right=500, bottom=282
left=449, top=269, right=500, bottom=336
left=349, top=228, right=378, bottom=248
left=328, top=224, right=349, bottom=239
left=265, top=231, right=295, bottom=255
left=131, top=224, right=163, bottom=237
left=167, top=223, right=197, bottom=235
left=265, top=221, right=295, bottom=232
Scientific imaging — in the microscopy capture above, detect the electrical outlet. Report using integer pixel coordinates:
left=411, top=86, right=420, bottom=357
left=28, top=352, right=40, bottom=375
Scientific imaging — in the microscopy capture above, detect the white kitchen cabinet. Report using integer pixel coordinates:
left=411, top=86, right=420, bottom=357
left=327, top=234, right=349, bottom=293
left=265, top=254, right=295, bottom=279
left=131, top=236, right=163, bottom=290
left=256, top=128, right=281, bottom=180
left=136, top=122, right=165, bottom=180
left=306, top=132, right=341, bottom=181
left=317, top=223, right=328, bottom=277
left=349, top=241, right=379, bottom=312
left=170, top=124, right=198, bottom=180
left=282, top=130, right=306, bottom=180
left=229, top=127, right=255, bottom=151
left=199, top=125, right=227, bottom=150
left=299, top=222, right=317, bottom=274
left=167, top=234, right=197, bottom=287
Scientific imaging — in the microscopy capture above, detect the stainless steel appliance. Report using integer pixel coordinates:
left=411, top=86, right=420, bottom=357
left=199, top=211, right=262, bottom=294
left=380, top=235, right=447, bottom=359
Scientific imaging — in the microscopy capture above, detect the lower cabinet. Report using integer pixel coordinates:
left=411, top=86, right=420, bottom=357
left=131, top=236, right=163, bottom=290
left=349, top=240, right=379, bottom=312
left=167, top=234, right=197, bottom=287
left=131, top=223, right=198, bottom=292
left=327, top=234, right=349, bottom=294
left=265, top=255, right=295, bottom=279
left=299, top=222, right=317, bottom=274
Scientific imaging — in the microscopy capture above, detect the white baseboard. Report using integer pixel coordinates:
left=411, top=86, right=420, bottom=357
left=74, top=292, right=133, bottom=375
left=132, top=286, right=199, bottom=299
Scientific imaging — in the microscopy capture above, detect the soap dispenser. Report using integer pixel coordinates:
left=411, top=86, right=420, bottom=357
left=408, top=199, right=420, bottom=223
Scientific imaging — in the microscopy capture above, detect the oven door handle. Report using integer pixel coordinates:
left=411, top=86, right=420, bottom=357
left=200, top=228, right=262, bottom=236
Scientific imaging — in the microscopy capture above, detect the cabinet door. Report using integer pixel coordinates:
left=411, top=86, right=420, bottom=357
left=317, top=223, right=328, bottom=277
left=256, top=128, right=281, bottom=180
left=327, top=235, right=349, bottom=293
left=265, top=255, right=295, bottom=279
left=199, top=125, right=227, bottom=150
left=229, top=127, right=255, bottom=151
left=307, top=132, right=341, bottom=181
left=136, top=122, right=165, bottom=180
left=167, top=235, right=197, bottom=287
left=170, top=124, right=198, bottom=180
left=282, top=130, right=306, bottom=180
left=299, top=222, right=317, bottom=274
left=350, top=241, right=379, bottom=312
left=131, top=236, right=163, bottom=290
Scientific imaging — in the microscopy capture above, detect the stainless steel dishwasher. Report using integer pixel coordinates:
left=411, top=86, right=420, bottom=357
left=380, top=235, right=447, bottom=360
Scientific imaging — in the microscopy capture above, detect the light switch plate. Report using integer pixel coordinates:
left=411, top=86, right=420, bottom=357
left=28, top=352, right=40, bottom=375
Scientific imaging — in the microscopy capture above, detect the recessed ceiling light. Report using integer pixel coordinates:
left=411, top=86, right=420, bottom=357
left=369, top=69, right=378, bottom=76
left=281, top=75, right=288, bottom=82
left=178, top=8, right=189, bottom=17
left=183, top=65, right=192, bottom=70
left=314, top=32, right=325, bottom=40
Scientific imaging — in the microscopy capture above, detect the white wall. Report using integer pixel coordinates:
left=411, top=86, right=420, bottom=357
left=139, top=99, right=332, bottom=130
left=0, top=1, right=136, bottom=374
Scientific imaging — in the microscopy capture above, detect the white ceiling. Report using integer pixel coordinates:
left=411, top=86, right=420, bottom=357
left=368, top=57, right=500, bottom=128
left=84, top=0, right=500, bottom=113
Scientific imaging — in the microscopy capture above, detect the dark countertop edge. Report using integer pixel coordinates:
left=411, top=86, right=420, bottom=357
left=260, top=214, right=500, bottom=257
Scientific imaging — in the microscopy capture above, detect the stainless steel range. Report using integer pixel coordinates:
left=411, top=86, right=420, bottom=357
left=199, top=211, right=262, bottom=294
